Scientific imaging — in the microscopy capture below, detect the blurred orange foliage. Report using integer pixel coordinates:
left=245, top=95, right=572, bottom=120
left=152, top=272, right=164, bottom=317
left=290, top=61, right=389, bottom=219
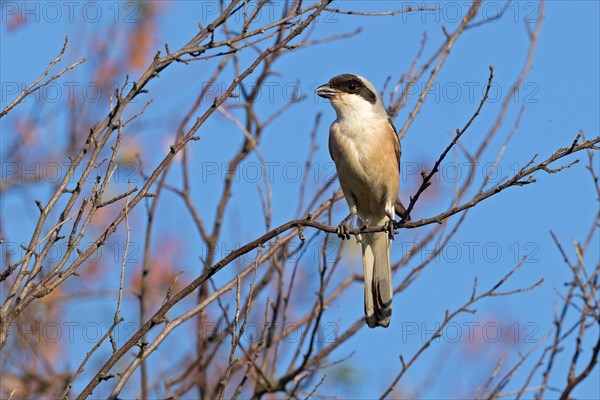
left=128, top=2, right=163, bottom=70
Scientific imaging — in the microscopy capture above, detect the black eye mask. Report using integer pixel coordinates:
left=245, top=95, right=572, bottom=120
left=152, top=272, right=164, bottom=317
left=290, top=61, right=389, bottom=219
left=328, top=74, right=377, bottom=105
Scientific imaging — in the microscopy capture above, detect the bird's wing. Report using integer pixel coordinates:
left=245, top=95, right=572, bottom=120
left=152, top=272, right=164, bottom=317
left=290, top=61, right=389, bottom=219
left=388, top=117, right=409, bottom=219
left=328, top=137, right=335, bottom=162
left=387, top=117, right=401, bottom=169
left=328, top=123, right=337, bottom=162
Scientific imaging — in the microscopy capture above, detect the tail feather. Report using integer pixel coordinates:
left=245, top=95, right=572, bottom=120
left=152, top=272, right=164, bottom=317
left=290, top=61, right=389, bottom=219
left=361, top=231, right=393, bottom=328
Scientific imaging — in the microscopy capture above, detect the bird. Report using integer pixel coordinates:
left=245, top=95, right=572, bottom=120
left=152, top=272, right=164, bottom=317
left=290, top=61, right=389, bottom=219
left=316, top=73, right=406, bottom=328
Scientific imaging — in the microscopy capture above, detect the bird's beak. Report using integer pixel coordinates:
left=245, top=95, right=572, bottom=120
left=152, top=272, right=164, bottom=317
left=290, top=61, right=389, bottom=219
left=316, top=84, right=339, bottom=98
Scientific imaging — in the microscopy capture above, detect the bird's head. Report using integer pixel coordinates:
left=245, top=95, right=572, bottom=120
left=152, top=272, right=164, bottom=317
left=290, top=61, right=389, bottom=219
left=316, top=74, right=387, bottom=120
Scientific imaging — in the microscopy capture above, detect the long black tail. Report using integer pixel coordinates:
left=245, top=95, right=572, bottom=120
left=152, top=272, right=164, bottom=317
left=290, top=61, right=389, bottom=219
left=361, top=231, right=392, bottom=328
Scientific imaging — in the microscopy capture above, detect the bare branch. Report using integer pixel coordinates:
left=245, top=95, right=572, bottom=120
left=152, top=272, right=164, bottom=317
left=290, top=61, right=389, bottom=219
left=0, top=37, right=87, bottom=118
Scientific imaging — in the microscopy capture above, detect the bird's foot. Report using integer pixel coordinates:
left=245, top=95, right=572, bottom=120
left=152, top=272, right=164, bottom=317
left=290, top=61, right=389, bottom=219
left=385, top=219, right=397, bottom=240
left=336, top=222, right=352, bottom=240
left=337, top=211, right=357, bottom=240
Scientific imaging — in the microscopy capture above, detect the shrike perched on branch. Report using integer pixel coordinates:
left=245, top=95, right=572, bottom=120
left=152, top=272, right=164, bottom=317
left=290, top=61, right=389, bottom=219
left=316, top=74, right=405, bottom=328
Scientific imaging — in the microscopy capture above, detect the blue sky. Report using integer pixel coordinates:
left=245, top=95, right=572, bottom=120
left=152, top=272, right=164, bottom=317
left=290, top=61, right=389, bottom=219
left=1, top=1, right=599, bottom=398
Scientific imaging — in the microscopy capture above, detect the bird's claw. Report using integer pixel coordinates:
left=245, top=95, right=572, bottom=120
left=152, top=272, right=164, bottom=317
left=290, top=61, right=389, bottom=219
left=336, top=222, right=352, bottom=240
left=385, top=219, right=397, bottom=240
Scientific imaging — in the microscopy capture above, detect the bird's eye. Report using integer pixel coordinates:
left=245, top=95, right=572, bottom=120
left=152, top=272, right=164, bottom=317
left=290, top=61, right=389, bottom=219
left=347, top=82, right=357, bottom=91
